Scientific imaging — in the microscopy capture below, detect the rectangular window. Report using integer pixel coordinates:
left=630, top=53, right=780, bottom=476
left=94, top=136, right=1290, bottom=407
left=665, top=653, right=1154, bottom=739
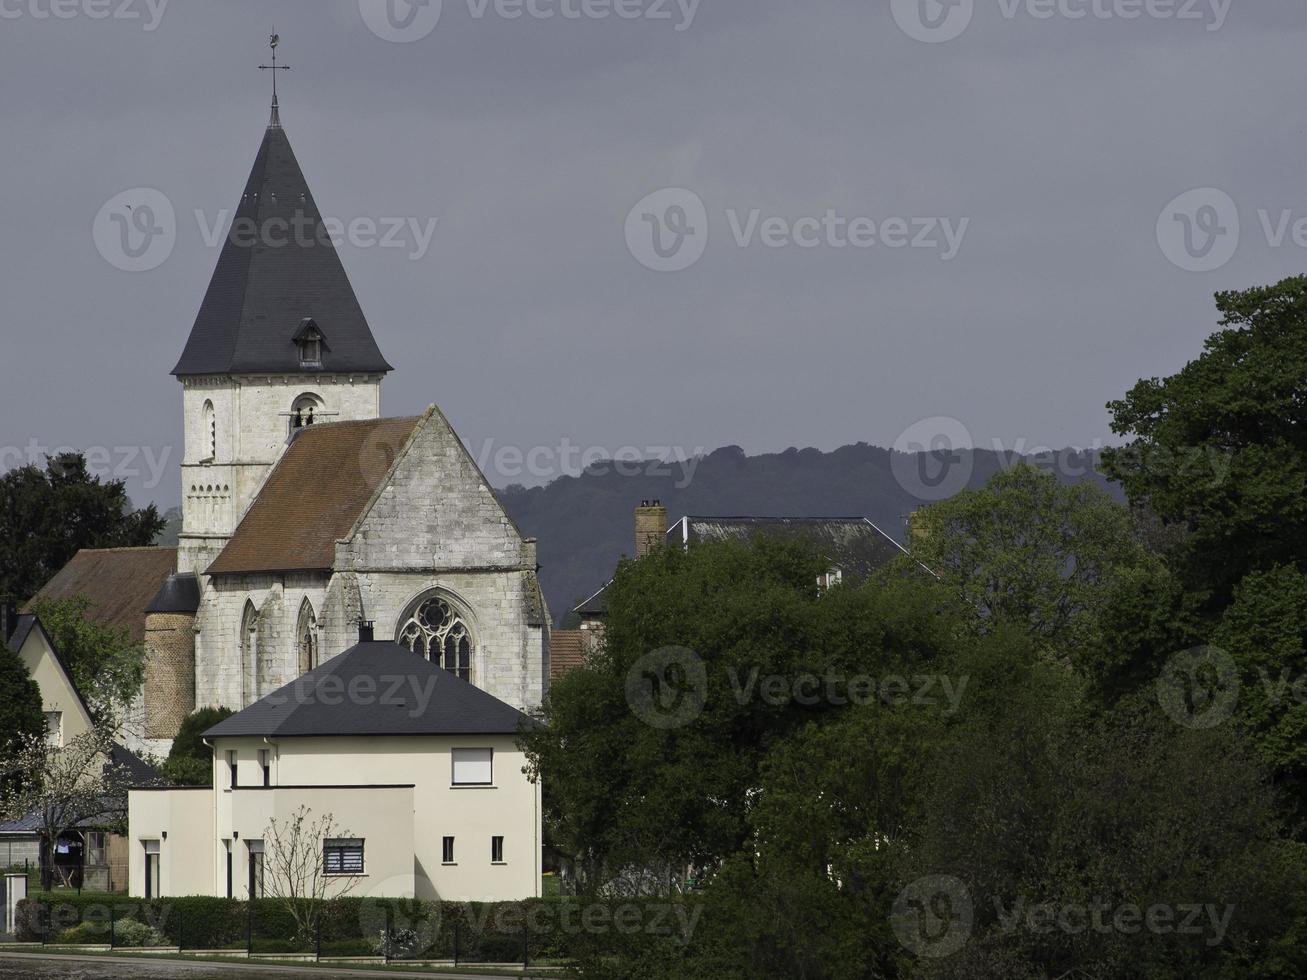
left=85, top=832, right=106, bottom=866
left=247, top=840, right=264, bottom=898
left=224, top=840, right=232, bottom=899
left=143, top=840, right=160, bottom=899
left=259, top=749, right=270, bottom=787
left=491, top=836, right=504, bottom=864
left=44, top=712, right=62, bottom=747
left=442, top=837, right=455, bottom=864
left=227, top=750, right=238, bottom=789
left=323, top=839, right=365, bottom=875
left=452, top=748, right=493, bottom=786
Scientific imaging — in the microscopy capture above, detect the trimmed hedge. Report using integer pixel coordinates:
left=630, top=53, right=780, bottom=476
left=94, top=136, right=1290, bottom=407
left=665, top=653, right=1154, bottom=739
left=15, top=893, right=702, bottom=964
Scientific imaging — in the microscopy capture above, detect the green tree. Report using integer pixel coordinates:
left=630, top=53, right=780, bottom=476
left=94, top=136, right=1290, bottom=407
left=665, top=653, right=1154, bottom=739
left=0, top=644, right=44, bottom=786
left=0, top=452, right=164, bottom=600
left=1104, top=276, right=1307, bottom=606
left=28, top=595, right=144, bottom=712
left=521, top=536, right=962, bottom=894
left=162, top=706, right=234, bottom=786
left=907, top=463, right=1158, bottom=663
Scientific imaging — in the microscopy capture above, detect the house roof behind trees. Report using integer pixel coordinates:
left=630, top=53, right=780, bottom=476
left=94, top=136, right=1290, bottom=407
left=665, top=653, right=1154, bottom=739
left=25, top=547, right=177, bottom=645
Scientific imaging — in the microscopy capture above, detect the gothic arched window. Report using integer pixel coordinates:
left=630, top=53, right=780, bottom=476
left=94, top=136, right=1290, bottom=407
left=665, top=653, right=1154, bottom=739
left=397, top=594, right=474, bottom=682
left=296, top=599, right=317, bottom=675
left=239, top=600, right=259, bottom=705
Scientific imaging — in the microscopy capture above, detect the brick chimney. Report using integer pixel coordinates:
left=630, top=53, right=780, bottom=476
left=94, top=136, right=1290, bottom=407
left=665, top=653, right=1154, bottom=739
left=0, top=597, right=18, bottom=644
left=634, top=501, right=668, bottom=559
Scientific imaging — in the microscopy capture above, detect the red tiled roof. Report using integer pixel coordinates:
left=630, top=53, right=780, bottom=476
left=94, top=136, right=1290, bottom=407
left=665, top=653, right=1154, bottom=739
left=26, top=548, right=177, bottom=645
left=550, top=629, right=587, bottom=681
left=206, top=416, right=422, bottom=576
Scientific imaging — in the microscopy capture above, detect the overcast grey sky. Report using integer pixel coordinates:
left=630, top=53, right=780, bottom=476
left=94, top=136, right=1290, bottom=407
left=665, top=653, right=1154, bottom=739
left=1, top=0, right=1303, bottom=509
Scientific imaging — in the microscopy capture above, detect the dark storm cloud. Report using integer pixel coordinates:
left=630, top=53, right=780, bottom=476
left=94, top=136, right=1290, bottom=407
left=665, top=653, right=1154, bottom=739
left=1, top=0, right=1302, bottom=507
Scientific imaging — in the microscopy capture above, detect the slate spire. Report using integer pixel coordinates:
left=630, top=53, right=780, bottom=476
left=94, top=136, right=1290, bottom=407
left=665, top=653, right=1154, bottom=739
left=171, top=108, right=392, bottom=377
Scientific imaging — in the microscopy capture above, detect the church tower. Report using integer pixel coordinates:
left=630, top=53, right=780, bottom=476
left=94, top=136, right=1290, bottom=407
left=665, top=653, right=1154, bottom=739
left=172, top=73, right=392, bottom=575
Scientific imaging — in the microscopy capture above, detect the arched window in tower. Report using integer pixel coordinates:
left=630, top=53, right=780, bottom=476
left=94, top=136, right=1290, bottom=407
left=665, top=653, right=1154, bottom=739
left=289, top=392, right=324, bottom=434
left=296, top=599, right=317, bottom=675
left=202, top=400, right=216, bottom=461
left=240, top=600, right=259, bottom=705
left=397, top=593, right=474, bottom=682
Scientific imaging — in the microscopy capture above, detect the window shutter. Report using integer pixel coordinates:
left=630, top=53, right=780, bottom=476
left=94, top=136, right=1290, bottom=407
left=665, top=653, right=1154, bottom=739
left=452, top=748, right=493, bottom=785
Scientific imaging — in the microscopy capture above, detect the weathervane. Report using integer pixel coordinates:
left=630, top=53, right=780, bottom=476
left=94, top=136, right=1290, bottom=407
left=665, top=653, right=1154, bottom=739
left=258, top=32, right=291, bottom=128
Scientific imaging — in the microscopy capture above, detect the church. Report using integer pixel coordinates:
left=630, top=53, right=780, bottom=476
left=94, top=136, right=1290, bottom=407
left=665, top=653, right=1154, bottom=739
left=33, top=89, right=550, bottom=758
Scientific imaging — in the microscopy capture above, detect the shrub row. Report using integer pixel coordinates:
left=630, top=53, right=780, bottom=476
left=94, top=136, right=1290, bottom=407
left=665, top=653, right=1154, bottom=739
left=15, top=893, right=703, bottom=964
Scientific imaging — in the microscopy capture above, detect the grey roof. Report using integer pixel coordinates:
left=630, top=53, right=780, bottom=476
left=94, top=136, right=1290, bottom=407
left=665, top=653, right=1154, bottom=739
left=204, top=641, right=535, bottom=739
left=5, top=613, right=37, bottom=653
left=172, top=121, right=392, bottom=377
left=144, top=573, right=200, bottom=615
left=574, top=515, right=911, bottom=617
left=673, top=516, right=909, bottom=576
left=109, top=743, right=159, bottom=784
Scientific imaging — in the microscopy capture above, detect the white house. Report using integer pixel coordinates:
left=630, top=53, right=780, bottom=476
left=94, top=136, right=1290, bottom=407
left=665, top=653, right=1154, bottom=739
left=127, top=637, right=542, bottom=903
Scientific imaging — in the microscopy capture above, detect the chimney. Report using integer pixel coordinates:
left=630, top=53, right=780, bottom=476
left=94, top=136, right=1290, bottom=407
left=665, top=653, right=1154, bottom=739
left=358, top=620, right=376, bottom=643
left=0, top=597, right=17, bottom=643
left=634, top=501, right=668, bottom=560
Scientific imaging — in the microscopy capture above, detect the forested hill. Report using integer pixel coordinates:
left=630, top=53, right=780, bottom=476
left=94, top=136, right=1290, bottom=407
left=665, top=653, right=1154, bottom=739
left=497, top=444, right=1118, bottom=624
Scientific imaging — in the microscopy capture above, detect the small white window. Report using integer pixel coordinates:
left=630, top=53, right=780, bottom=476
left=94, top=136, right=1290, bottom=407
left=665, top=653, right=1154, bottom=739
left=44, top=712, right=62, bottom=747
left=491, top=836, right=505, bottom=864
left=452, top=748, right=493, bottom=786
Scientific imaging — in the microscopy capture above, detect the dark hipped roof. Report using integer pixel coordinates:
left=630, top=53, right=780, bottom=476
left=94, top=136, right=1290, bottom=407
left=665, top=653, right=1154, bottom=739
left=145, top=572, right=200, bottom=615
left=172, top=122, right=392, bottom=377
left=207, top=416, right=421, bottom=576
left=27, top=548, right=177, bottom=645
left=204, top=641, right=533, bottom=738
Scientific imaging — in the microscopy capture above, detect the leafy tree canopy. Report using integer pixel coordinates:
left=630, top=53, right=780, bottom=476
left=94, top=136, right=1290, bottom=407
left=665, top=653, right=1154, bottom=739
left=28, top=595, right=144, bottom=713
left=1104, top=276, right=1307, bottom=605
left=160, top=706, right=234, bottom=786
left=0, top=452, right=164, bottom=601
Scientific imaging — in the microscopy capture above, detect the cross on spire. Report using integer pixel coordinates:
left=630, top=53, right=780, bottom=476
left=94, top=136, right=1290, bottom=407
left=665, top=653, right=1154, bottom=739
left=258, top=32, right=291, bottom=129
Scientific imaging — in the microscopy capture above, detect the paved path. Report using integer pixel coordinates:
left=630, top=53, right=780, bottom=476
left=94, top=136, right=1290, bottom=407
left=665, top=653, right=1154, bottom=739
left=0, top=951, right=544, bottom=980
